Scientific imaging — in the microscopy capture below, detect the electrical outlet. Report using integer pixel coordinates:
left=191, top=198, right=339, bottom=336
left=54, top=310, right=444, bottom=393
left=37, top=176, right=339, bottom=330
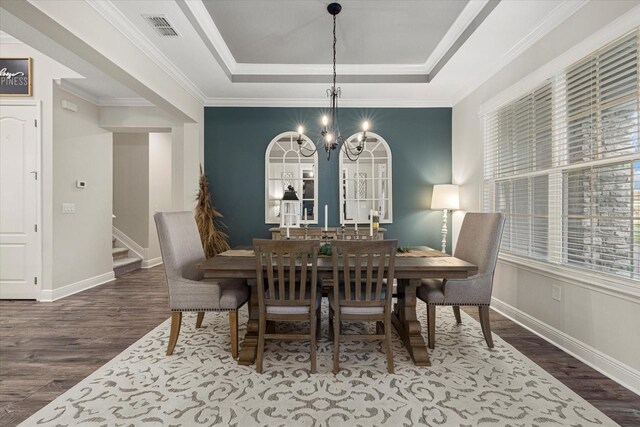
left=552, top=284, right=562, bottom=301
left=62, top=203, right=75, bottom=214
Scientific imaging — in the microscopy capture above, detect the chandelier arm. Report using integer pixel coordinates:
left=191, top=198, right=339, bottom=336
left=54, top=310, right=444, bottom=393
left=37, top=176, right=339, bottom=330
left=341, top=143, right=360, bottom=162
left=344, top=142, right=363, bottom=158
left=299, top=145, right=317, bottom=158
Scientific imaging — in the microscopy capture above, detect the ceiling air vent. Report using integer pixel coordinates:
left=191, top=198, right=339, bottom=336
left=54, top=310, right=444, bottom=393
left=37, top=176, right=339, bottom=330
left=142, top=15, right=179, bottom=37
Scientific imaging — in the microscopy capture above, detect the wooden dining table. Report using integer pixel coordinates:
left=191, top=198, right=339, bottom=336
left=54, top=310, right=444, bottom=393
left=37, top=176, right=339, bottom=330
left=197, top=246, right=477, bottom=367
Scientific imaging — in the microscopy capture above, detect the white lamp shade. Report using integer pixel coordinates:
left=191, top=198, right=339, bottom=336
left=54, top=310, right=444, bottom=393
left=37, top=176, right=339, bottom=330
left=431, top=184, right=459, bottom=210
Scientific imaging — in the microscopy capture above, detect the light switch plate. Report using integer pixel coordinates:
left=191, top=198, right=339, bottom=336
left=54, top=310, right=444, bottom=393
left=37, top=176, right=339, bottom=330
left=552, top=284, right=562, bottom=301
left=62, top=203, right=75, bottom=214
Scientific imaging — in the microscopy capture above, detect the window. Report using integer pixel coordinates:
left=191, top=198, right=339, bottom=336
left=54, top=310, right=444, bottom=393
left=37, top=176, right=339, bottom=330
left=339, top=132, right=392, bottom=223
left=484, top=30, right=640, bottom=281
left=265, top=132, right=318, bottom=224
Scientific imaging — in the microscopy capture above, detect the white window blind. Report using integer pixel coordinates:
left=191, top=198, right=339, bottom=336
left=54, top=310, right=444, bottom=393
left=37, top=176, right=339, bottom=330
left=484, top=30, right=640, bottom=281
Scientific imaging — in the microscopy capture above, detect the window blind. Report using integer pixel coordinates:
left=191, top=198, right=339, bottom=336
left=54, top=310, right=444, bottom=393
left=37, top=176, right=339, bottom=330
left=484, top=30, right=640, bottom=281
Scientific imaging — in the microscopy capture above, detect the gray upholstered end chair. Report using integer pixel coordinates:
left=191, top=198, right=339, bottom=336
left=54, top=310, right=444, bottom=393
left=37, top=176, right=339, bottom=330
left=154, top=211, right=249, bottom=358
left=417, top=212, right=505, bottom=349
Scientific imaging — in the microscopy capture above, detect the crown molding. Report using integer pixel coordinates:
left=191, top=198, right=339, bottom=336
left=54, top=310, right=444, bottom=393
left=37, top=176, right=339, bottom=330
left=233, top=63, right=429, bottom=76
left=56, top=79, right=153, bottom=107
left=451, top=0, right=589, bottom=105
left=423, top=0, right=491, bottom=72
left=85, top=0, right=207, bottom=104
left=98, top=98, right=154, bottom=107
left=478, top=5, right=640, bottom=116
left=56, top=79, right=100, bottom=105
left=204, top=97, right=452, bottom=108
left=177, top=0, right=235, bottom=77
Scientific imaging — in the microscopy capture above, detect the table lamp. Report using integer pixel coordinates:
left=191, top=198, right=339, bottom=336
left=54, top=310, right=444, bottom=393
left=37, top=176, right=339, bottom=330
left=431, top=184, right=459, bottom=253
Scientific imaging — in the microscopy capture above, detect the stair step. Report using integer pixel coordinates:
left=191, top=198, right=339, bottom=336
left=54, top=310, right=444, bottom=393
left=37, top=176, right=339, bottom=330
left=112, top=247, right=129, bottom=259
left=113, top=257, right=142, bottom=278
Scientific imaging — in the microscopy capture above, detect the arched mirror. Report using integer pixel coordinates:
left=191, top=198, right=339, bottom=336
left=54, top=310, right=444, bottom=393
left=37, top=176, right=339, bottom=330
left=265, top=131, right=318, bottom=224
left=339, top=132, right=392, bottom=224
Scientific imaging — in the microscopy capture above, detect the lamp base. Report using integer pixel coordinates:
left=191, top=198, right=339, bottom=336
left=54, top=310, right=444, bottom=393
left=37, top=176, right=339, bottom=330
left=440, top=209, right=448, bottom=253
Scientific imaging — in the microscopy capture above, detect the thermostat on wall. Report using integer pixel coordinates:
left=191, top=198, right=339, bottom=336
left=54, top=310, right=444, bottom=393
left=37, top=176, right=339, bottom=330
left=76, top=180, right=87, bottom=189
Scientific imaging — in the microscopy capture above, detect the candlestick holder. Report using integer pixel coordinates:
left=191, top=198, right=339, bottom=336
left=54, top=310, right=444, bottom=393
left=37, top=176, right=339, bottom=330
left=322, top=231, right=329, bottom=245
left=340, top=225, right=346, bottom=240
left=354, top=227, right=359, bottom=240
left=303, top=224, right=308, bottom=240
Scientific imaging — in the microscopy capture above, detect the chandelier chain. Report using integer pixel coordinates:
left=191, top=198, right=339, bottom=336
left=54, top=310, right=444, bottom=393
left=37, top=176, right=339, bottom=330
left=332, top=14, right=337, bottom=90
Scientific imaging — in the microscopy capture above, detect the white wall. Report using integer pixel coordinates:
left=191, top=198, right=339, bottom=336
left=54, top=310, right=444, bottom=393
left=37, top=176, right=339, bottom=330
left=113, top=133, right=149, bottom=247
left=452, top=1, right=640, bottom=393
left=148, top=132, right=172, bottom=263
left=0, top=41, right=116, bottom=300
left=52, top=85, right=113, bottom=292
left=112, top=132, right=172, bottom=266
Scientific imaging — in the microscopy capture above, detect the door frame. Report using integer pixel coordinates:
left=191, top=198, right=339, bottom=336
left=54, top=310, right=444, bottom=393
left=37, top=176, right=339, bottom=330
left=0, top=100, right=42, bottom=299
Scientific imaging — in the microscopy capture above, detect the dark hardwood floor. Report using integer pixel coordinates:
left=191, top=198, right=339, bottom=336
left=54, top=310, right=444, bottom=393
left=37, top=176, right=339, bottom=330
left=1, top=266, right=638, bottom=426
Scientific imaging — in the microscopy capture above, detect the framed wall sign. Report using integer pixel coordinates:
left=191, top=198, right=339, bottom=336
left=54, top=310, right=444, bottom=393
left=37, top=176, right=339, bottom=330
left=0, top=58, right=32, bottom=96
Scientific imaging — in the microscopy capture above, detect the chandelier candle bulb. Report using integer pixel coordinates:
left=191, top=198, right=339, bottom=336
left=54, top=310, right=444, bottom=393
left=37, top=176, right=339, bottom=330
left=324, top=205, right=328, bottom=231
left=304, top=209, right=307, bottom=226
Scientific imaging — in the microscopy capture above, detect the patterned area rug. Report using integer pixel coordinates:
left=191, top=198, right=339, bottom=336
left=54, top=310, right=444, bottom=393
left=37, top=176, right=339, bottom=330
left=20, top=302, right=616, bottom=426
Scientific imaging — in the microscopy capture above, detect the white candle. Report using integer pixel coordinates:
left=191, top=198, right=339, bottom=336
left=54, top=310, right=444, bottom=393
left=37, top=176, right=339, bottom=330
left=304, top=209, right=308, bottom=225
left=369, top=210, right=373, bottom=237
left=286, top=224, right=290, bottom=238
left=324, top=205, right=328, bottom=231
left=354, top=221, right=357, bottom=231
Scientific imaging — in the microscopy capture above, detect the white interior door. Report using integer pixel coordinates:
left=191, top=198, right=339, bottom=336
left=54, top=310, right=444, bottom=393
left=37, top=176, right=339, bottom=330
left=0, top=104, right=39, bottom=299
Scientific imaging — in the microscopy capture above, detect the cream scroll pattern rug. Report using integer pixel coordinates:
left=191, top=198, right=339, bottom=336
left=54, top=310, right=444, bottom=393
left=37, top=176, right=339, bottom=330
left=20, top=301, right=616, bottom=426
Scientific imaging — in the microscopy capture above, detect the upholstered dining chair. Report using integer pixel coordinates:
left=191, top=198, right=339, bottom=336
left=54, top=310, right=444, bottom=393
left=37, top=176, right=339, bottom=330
left=154, top=211, right=249, bottom=358
left=417, top=212, right=505, bottom=349
left=329, top=239, right=398, bottom=374
left=253, top=239, right=322, bottom=374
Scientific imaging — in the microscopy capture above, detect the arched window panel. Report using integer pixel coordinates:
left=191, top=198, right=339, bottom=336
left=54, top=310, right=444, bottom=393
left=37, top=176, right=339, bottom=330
left=339, top=132, right=392, bottom=224
left=265, top=132, right=318, bottom=224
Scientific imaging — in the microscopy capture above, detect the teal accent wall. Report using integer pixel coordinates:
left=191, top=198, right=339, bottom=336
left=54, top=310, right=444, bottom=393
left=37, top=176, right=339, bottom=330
left=204, top=107, right=452, bottom=250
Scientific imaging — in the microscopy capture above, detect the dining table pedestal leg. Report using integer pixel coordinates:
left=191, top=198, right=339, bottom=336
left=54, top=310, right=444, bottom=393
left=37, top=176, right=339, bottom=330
left=237, top=279, right=259, bottom=365
left=392, top=278, right=431, bottom=366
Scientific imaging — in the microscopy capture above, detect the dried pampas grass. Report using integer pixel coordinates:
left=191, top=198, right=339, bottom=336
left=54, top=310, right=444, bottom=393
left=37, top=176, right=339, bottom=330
left=195, top=165, right=230, bottom=258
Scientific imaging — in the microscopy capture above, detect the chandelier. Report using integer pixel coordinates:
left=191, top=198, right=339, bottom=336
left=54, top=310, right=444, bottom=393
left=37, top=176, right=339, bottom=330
left=297, top=2, right=369, bottom=161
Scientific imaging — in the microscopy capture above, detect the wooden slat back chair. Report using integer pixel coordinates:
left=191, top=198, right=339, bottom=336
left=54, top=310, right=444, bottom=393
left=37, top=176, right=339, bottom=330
left=253, top=239, right=321, bottom=373
left=329, top=239, right=398, bottom=374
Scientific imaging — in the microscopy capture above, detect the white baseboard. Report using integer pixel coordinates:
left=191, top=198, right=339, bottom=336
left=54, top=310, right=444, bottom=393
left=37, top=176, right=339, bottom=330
left=112, top=226, right=145, bottom=260
left=491, top=297, right=640, bottom=396
left=39, top=271, right=115, bottom=302
left=142, top=257, right=162, bottom=269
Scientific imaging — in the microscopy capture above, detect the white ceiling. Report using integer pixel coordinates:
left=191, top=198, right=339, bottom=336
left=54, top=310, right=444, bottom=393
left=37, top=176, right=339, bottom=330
left=1, top=0, right=590, bottom=107
left=203, top=0, right=469, bottom=65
